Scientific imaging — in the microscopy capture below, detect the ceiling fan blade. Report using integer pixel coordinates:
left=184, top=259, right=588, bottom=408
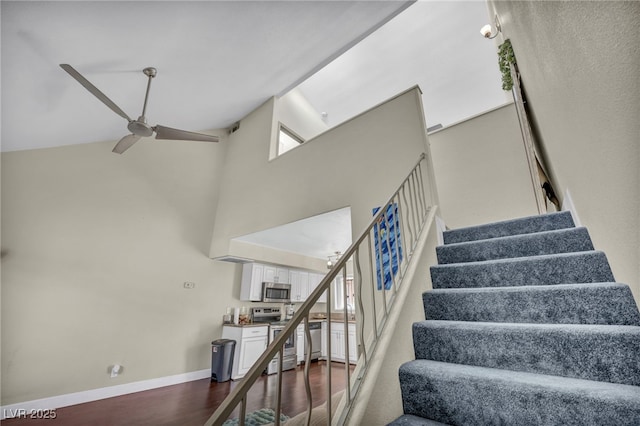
left=112, top=134, right=141, bottom=154
left=154, top=125, right=219, bottom=143
left=60, top=64, right=132, bottom=121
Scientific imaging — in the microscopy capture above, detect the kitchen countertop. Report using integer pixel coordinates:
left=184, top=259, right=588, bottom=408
left=222, top=314, right=357, bottom=327
left=308, top=312, right=357, bottom=323
left=328, top=319, right=357, bottom=324
left=222, top=323, right=269, bottom=328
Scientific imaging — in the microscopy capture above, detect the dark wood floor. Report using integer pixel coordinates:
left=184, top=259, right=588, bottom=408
left=3, top=361, right=351, bottom=426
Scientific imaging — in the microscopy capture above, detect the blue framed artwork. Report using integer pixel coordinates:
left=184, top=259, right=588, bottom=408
left=373, top=203, right=403, bottom=290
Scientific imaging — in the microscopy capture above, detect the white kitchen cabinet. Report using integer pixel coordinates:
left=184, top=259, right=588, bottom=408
left=241, top=263, right=290, bottom=301
left=347, top=325, right=357, bottom=363
left=321, top=321, right=327, bottom=358
left=240, top=263, right=265, bottom=301
left=263, top=265, right=289, bottom=283
left=221, top=325, right=269, bottom=380
left=330, top=327, right=342, bottom=360
left=296, top=324, right=305, bottom=363
left=309, top=272, right=327, bottom=303
left=289, top=270, right=309, bottom=302
left=320, top=321, right=357, bottom=364
left=241, top=262, right=327, bottom=303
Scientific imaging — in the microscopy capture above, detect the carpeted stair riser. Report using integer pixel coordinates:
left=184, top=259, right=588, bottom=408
left=412, top=320, right=640, bottom=385
left=430, top=251, right=614, bottom=289
left=443, top=210, right=575, bottom=245
left=399, top=360, right=640, bottom=426
left=436, top=227, right=594, bottom=265
left=423, top=282, right=640, bottom=325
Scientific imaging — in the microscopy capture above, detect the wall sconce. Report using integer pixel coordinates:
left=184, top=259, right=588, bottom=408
left=480, top=16, right=502, bottom=39
left=327, top=251, right=342, bottom=269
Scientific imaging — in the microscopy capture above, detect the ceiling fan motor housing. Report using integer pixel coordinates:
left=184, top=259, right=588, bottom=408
left=143, top=67, right=157, bottom=78
left=128, top=117, right=154, bottom=137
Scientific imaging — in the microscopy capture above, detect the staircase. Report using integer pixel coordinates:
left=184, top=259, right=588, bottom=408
left=389, top=211, right=640, bottom=425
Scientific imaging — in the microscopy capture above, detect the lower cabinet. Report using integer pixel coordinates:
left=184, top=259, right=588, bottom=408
left=221, top=325, right=269, bottom=380
left=296, top=324, right=305, bottom=363
left=321, top=321, right=357, bottom=364
left=346, top=326, right=357, bottom=363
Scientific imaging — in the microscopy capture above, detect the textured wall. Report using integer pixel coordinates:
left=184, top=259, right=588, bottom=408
left=429, top=103, right=539, bottom=229
left=487, top=0, right=640, bottom=304
left=210, top=87, right=433, bottom=264
left=1, top=138, right=238, bottom=405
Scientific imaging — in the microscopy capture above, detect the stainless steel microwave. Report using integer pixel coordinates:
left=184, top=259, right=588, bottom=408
left=262, top=282, right=291, bottom=303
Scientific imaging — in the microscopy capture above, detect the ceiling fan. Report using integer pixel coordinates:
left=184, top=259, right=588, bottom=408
left=60, top=64, right=219, bottom=154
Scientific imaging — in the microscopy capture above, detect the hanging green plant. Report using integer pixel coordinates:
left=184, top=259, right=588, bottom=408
left=497, top=39, right=516, bottom=91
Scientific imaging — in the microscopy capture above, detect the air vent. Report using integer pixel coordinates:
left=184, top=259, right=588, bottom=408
left=228, top=122, right=240, bottom=134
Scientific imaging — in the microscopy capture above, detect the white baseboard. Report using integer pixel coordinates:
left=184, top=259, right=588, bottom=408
left=1, top=368, right=210, bottom=420
left=435, top=215, right=446, bottom=246
left=561, top=188, right=581, bottom=227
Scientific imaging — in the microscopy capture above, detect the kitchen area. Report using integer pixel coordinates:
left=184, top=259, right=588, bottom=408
left=217, top=261, right=357, bottom=382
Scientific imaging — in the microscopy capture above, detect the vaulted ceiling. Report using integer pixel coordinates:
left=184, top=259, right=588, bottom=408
left=2, top=1, right=506, bottom=155
left=1, top=0, right=412, bottom=152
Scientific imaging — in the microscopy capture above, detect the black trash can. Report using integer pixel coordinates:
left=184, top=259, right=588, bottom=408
left=211, top=339, right=235, bottom=382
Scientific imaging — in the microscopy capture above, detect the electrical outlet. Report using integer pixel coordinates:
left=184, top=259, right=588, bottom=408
left=183, top=281, right=195, bottom=289
left=110, top=364, right=121, bottom=378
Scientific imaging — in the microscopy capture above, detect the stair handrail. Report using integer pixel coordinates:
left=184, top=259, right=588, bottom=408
left=205, top=152, right=431, bottom=426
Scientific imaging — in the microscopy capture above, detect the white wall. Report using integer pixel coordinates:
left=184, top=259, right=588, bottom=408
left=210, top=87, right=434, bottom=269
left=429, top=103, right=539, bottom=228
left=487, top=0, right=640, bottom=303
left=0, top=137, right=242, bottom=405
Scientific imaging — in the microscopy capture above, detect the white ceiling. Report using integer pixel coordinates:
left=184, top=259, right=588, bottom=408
left=1, top=0, right=411, bottom=152
left=297, top=0, right=508, bottom=129
left=234, top=207, right=353, bottom=260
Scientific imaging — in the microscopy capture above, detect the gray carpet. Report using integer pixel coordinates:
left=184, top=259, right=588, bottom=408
left=423, top=283, right=640, bottom=325
left=389, top=212, right=640, bottom=425
left=442, top=211, right=575, bottom=244
left=430, top=251, right=615, bottom=289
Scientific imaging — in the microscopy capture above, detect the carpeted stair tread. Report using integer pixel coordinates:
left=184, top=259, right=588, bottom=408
left=399, top=360, right=640, bottom=426
left=396, top=212, right=640, bottom=424
left=423, top=282, right=640, bottom=325
left=430, top=251, right=614, bottom=289
left=436, top=227, right=594, bottom=264
left=412, top=320, right=640, bottom=385
left=442, top=211, right=574, bottom=244
left=387, top=414, right=451, bottom=426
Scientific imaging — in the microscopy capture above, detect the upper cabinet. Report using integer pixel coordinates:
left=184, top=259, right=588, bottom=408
left=240, top=263, right=290, bottom=302
left=309, top=272, right=328, bottom=303
left=263, top=265, right=290, bottom=284
left=289, top=270, right=309, bottom=302
left=240, top=263, right=265, bottom=302
left=240, top=262, right=327, bottom=303
left=290, top=269, right=328, bottom=303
